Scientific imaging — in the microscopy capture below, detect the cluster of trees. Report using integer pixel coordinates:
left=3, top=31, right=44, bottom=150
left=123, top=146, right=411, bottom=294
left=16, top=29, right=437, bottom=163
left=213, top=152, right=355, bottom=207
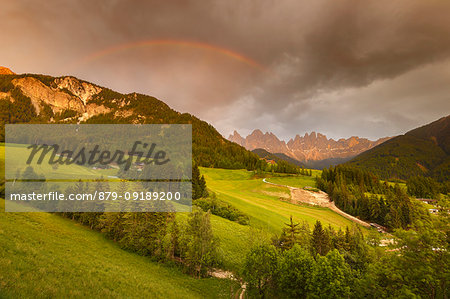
left=242, top=219, right=370, bottom=298
left=407, top=175, right=450, bottom=198
left=268, top=160, right=311, bottom=175
left=194, top=193, right=249, bottom=225
left=242, top=217, right=449, bottom=298
left=61, top=207, right=218, bottom=278
left=268, top=159, right=301, bottom=174
left=0, top=87, right=38, bottom=140
left=300, top=168, right=312, bottom=176
left=191, top=164, right=249, bottom=224
left=243, top=244, right=354, bottom=298
left=254, top=160, right=312, bottom=175
left=192, top=164, right=208, bottom=199
left=316, top=166, right=428, bottom=229
left=273, top=219, right=370, bottom=269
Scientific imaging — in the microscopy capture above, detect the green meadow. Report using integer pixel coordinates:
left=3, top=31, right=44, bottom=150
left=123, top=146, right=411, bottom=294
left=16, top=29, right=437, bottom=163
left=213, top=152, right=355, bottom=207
left=264, top=173, right=319, bottom=189
left=0, top=200, right=238, bottom=298
left=380, top=180, right=408, bottom=191
left=200, top=167, right=360, bottom=234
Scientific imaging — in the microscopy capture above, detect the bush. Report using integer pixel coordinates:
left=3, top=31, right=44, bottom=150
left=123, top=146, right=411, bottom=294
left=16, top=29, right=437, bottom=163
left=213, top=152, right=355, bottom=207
left=194, top=194, right=249, bottom=225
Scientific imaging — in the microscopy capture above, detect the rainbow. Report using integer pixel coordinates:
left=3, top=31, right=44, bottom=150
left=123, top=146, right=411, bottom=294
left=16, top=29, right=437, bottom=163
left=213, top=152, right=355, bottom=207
left=69, top=39, right=265, bottom=71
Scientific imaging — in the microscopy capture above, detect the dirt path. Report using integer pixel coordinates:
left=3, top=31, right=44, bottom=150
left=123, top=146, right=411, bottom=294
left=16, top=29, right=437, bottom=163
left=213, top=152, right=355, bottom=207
left=263, top=178, right=371, bottom=228
left=209, top=269, right=246, bottom=298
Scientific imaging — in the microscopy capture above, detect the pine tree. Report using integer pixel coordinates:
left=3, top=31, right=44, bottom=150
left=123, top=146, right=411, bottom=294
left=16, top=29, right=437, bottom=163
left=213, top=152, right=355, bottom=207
left=192, top=163, right=208, bottom=199
left=311, top=221, right=331, bottom=256
left=280, top=216, right=300, bottom=250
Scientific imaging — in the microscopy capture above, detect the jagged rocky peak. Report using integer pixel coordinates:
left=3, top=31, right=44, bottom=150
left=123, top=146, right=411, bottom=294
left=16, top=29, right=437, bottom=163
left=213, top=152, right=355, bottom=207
left=0, top=66, right=15, bottom=75
left=230, top=130, right=242, bottom=138
left=228, top=129, right=391, bottom=162
left=250, top=129, right=264, bottom=137
left=54, top=77, right=102, bottom=105
left=228, top=130, right=245, bottom=146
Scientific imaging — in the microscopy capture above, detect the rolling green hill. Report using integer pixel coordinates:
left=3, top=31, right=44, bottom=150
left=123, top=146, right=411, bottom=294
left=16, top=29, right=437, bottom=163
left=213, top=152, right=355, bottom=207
left=347, top=115, right=450, bottom=181
left=0, top=200, right=238, bottom=298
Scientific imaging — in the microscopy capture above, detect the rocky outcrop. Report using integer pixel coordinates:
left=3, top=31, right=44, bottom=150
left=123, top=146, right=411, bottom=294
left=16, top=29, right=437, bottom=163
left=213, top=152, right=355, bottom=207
left=12, top=77, right=85, bottom=114
left=54, top=77, right=101, bottom=105
left=0, top=66, right=15, bottom=75
left=229, top=130, right=390, bottom=162
left=8, top=76, right=110, bottom=120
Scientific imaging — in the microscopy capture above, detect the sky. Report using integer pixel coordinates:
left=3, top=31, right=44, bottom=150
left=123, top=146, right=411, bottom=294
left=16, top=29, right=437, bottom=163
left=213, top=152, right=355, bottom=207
left=1, top=0, right=450, bottom=141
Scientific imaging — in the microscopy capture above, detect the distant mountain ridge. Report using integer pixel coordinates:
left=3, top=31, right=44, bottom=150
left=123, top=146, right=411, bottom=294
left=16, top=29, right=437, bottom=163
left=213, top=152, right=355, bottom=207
left=347, top=115, right=450, bottom=181
left=251, top=148, right=305, bottom=167
left=229, top=129, right=390, bottom=164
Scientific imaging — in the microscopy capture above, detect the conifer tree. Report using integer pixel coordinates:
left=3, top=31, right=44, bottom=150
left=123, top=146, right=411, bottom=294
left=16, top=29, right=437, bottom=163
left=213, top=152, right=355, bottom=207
left=279, top=215, right=300, bottom=250
left=311, top=221, right=331, bottom=256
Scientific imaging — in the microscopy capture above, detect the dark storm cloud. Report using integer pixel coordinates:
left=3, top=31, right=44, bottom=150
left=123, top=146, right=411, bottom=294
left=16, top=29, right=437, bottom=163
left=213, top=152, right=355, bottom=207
left=1, top=0, right=450, bottom=139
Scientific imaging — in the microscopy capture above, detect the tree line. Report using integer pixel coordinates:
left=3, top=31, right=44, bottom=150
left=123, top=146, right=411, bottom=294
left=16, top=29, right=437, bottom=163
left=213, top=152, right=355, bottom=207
left=406, top=175, right=450, bottom=199
left=316, top=166, right=430, bottom=230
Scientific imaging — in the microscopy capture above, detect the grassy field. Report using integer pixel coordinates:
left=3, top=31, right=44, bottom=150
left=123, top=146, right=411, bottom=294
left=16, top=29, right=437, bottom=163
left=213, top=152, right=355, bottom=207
left=0, top=200, right=238, bottom=298
left=381, top=180, right=407, bottom=191
left=264, top=174, right=319, bottom=189
left=200, top=167, right=361, bottom=234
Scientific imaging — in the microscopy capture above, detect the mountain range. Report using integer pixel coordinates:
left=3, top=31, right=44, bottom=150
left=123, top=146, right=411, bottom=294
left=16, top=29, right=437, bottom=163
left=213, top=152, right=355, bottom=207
left=229, top=129, right=390, bottom=167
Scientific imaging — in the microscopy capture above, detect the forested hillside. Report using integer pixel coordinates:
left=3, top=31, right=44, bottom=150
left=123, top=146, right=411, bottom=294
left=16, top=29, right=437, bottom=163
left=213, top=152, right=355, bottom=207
left=316, top=165, right=428, bottom=230
left=0, top=73, right=260, bottom=170
left=347, top=115, right=450, bottom=182
left=252, top=148, right=305, bottom=167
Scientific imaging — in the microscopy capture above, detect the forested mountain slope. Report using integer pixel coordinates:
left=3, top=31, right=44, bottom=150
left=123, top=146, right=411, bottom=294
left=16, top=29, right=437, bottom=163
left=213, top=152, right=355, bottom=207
left=0, top=72, right=259, bottom=169
left=347, top=115, right=450, bottom=181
